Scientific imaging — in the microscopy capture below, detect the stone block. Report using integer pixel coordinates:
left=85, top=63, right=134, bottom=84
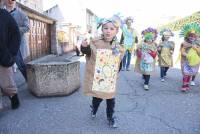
left=27, top=55, right=80, bottom=97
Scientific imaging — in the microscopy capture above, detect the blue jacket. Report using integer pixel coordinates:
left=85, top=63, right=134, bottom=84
left=10, top=8, right=30, bottom=59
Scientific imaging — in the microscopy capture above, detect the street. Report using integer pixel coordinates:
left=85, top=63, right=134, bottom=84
left=0, top=54, right=200, bottom=134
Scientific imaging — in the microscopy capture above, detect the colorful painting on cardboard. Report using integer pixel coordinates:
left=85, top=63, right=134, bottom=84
left=92, top=49, right=119, bottom=93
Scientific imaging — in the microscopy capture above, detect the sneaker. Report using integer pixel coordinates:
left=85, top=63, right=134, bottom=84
left=160, top=78, right=165, bottom=82
left=121, top=67, right=125, bottom=71
left=91, top=112, right=96, bottom=118
left=9, top=94, right=20, bottom=109
left=190, top=81, right=195, bottom=86
left=108, top=117, right=117, bottom=128
left=144, top=85, right=149, bottom=90
left=126, top=68, right=131, bottom=71
left=90, top=105, right=96, bottom=119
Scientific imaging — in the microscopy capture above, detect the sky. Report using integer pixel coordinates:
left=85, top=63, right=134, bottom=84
left=43, top=0, right=200, bottom=30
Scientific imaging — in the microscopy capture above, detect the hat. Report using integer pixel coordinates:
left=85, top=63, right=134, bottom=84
left=180, top=23, right=200, bottom=38
left=125, top=16, right=133, bottom=23
left=160, top=28, right=174, bottom=37
left=142, top=27, right=158, bottom=41
left=96, top=14, right=123, bottom=29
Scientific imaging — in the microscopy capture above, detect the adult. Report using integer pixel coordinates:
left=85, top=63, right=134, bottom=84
left=5, top=0, right=30, bottom=81
left=0, top=8, right=21, bottom=109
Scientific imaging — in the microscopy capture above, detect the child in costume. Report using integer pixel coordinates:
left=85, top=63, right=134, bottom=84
left=120, top=16, right=138, bottom=71
left=190, top=35, right=200, bottom=86
left=179, top=23, right=200, bottom=91
left=135, top=28, right=158, bottom=90
left=158, top=29, right=175, bottom=82
left=81, top=15, right=124, bottom=128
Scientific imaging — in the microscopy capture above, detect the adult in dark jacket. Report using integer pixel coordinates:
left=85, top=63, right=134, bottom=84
left=0, top=9, right=21, bottom=109
left=5, top=0, right=30, bottom=81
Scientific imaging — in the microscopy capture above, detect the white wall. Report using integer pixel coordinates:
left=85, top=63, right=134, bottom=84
left=45, top=0, right=87, bottom=33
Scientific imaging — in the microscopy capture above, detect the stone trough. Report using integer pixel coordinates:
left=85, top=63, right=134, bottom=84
left=27, top=55, right=80, bottom=97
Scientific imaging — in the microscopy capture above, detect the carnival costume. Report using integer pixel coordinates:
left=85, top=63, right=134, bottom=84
left=82, top=15, right=125, bottom=128
left=120, top=17, right=138, bottom=70
left=135, top=28, right=158, bottom=90
left=179, top=23, right=200, bottom=91
left=158, top=28, right=175, bottom=81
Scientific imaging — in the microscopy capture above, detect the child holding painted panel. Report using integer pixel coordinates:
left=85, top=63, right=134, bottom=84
left=81, top=15, right=124, bottom=128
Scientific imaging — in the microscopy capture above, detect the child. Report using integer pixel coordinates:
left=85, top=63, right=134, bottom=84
left=135, top=28, right=158, bottom=90
left=158, top=29, right=175, bottom=82
left=81, top=15, right=124, bottom=128
left=120, top=16, right=138, bottom=71
left=190, top=36, right=200, bottom=86
left=179, top=23, right=200, bottom=91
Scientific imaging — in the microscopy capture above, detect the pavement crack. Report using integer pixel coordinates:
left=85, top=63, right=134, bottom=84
left=116, top=102, right=138, bottom=113
left=121, top=73, right=138, bottom=95
left=148, top=114, right=182, bottom=134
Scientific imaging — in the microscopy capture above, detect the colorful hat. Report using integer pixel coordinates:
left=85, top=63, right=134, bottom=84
left=179, top=23, right=200, bottom=38
left=142, top=27, right=158, bottom=41
left=96, top=14, right=123, bottom=29
left=124, top=16, right=134, bottom=23
left=160, top=28, right=174, bottom=36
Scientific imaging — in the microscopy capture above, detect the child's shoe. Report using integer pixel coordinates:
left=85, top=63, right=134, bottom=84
left=144, top=85, right=149, bottom=91
left=160, top=78, right=165, bottom=82
left=126, top=67, right=131, bottom=71
left=190, top=81, right=195, bottom=86
left=90, top=105, right=96, bottom=119
left=108, top=117, right=117, bottom=128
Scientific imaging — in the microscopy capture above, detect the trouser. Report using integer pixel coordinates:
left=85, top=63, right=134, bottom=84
left=16, top=50, right=27, bottom=81
left=143, top=74, right=150, bottom=85
left=122, top=50, right=131, bottom=69
left=182, top=75, right=191, bottom=88
left=0, top=65, right=17, bottom=96
left=160, top=67, right=169, bottom=78
left=92, top=97, right=115, bottom=119
left=191, top=75, right=196, bottom=81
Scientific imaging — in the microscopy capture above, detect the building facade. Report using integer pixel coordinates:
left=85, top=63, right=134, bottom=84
left=45, top=1, right=98, bottom=53
left=17, top=0, right=43, bottom=12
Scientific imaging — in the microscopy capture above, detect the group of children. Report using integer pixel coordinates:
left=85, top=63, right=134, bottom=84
left=134, top=23, right=200, bottom=91
left=81, top=14, right=200, bottom=128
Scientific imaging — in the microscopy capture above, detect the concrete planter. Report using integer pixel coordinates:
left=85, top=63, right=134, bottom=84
left=27, top=55, right=80, bottom=97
